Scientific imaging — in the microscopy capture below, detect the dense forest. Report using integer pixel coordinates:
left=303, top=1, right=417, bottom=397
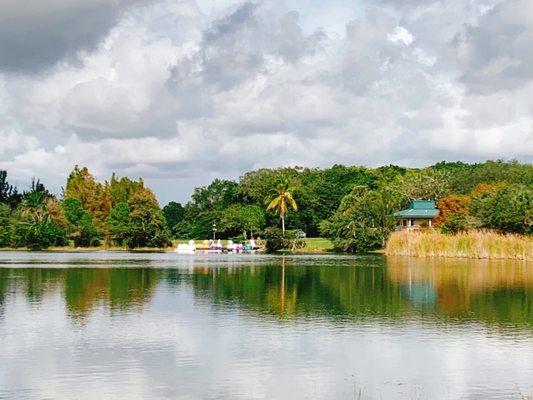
left=0, top=160, right=531, bottom=251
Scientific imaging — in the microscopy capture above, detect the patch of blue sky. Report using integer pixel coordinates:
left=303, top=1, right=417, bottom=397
left=287, top=0, right=366, bottom=36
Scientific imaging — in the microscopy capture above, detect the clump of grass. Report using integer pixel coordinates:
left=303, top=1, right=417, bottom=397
left=385, top=230, right=532, bottom=261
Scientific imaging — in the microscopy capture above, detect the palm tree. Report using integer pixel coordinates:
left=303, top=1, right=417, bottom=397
left=20, top=191, right=48, bottom=223
left=266, top=176, right=298, bottom=234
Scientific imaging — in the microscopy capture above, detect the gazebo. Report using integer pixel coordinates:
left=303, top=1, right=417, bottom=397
left=393, top=200, right=439, bottom=230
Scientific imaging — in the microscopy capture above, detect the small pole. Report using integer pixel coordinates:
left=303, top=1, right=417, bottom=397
left=212, top=222, right=217, bottom=240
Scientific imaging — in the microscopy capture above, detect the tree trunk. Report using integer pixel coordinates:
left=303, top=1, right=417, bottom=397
left=281, top=214, right=285, bottom=234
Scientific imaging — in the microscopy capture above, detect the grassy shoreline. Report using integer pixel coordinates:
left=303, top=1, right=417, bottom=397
left=0, top=246, right=169, bottom=252
left=4, top=232, right=530, bottom=259
left=386, top=230, right=532, bottom=261
left=0, top=238, right=336, bottom=254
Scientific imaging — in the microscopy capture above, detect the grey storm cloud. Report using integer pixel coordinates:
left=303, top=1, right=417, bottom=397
left=0, top=0, right=142, bottom=73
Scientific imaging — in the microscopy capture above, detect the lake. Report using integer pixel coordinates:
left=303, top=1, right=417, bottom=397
left=0, top=252, right=532, bottom=399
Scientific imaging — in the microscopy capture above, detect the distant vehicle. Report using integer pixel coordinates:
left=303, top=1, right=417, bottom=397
left=295, top=230, right=306, bottom=238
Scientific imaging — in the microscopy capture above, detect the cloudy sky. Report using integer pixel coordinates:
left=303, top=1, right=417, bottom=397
left=0, top=0, right=532, bottom=204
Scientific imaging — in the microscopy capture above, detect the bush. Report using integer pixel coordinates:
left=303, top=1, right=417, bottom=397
left=440, top=214, right=479, bottom=234
left=24, top=221, right=68, bottom=250
left=263, top=227, right=284, bottom=253
left=230, top=234, right=246, bottom=243
left=90, top=237, right=102, bottom=247
left=263, top=228, right=306, bottom=253
left=282, top=230, right=306, bottom=252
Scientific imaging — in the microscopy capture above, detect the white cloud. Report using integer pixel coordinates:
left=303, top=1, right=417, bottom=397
left=387, top=26, right=414, bottom=46
left=0, top=0, right=531, bottom=203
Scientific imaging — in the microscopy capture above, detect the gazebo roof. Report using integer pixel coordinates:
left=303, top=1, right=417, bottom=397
left=393, top=200, right=439, bottom=218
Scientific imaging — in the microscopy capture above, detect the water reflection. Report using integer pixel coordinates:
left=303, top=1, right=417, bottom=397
left=0, top=268, right=159, bottom=321
left=387, top=257, right=533, bottom=325
left=0, top=253, right=532, bottom=400
left=0, top=255, right=531, bottom=327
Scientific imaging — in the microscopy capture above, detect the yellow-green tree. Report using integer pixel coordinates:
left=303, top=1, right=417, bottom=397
left=266, top=177, right=298, bottom=234
left=64, top=166, right=109, bottom=227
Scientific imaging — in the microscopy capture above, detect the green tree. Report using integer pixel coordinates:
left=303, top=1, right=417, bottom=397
left=64, top=166, right=109, bottom=227
left=189, top=211, right=219, bottom=239
left=162, top=201, right=184, bottom=233
left=372, top=164, right=407, bottom=185
left=239, top=205, right=265, bottom=239
left=19, top=190, right=67, bottom=250
left=105, top=202, right=131, bottom=246
left=238, top=168, right=294, bottom=205
left=0, top=170, right=22, bottom=208
left=266, top=176, right=298, bottom=234
left=395, top=168, right=452, bottom=201
left=289, top=165, right=376, bottom=235
left=63, top=198, right=101, bottom=247
left=470, top=183, right=532, bottom=234
left=433, top=160, right=533, bottom=194
left=0, top=170, right=12, bottom=203
left=0, top=204, right=16, bottom=247
left=20, top=191, right=48, bottom=224
left=108, top=173, right=145, bottom=206
left=191, top=179, right=239, bottom=211
left=320, top=185, right=405, bottom=252
left=125, top=190, right=171, bottom=248
left=221, top=204, right=265, bottom=239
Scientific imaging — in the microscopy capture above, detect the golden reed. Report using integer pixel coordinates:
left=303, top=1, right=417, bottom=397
left=385, top=230, right=532, bottom=261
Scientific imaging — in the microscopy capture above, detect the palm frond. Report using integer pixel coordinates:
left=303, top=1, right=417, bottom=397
left=267, top=196, right=281, bottom=210
left=285, top=192, right=298, bottom=211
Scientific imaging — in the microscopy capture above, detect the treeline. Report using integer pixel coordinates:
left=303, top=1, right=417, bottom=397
left=0, top=167, right=170, bottom=250
left=163, top=164, right=377, bottom=241
left=1, top=160, right=531, bottom=251
left=165, top=160, right=531, bottom=252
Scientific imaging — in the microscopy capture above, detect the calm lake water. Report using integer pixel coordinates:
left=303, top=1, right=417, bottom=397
left=0, top=252, right=532, bottom=400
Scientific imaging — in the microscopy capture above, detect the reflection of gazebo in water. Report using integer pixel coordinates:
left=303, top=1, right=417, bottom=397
left=403, top=282, right=437, bottom=309
left=387, top=257, right=533, bottom=317
left=399, top=266, right=437, bottom=309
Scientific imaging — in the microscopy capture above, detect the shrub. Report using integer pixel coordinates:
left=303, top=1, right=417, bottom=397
left=262, top=228, right=306, bottom=253
left=440, top=214, right=480, bottom=234
left=263, top=227, right=284, bottom=253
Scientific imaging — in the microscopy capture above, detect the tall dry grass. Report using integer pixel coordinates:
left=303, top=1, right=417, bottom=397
left=385, top=230, right=533, bottom=261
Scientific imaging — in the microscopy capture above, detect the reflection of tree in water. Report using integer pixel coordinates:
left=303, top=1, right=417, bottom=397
left=170, top=257, right=532, bottom=326
left=0, top=256, right=531, bottom=326
left=0, top=268, right=160, bottom=320
left=63, top=269, right=159, bottom=319
left=0, top=269, right=10, bottom=318
left=178, top=258, right=408, bottom=319
left=386, top=257, right=533, bottom=325
left=0, top=268, right=64, bottom=306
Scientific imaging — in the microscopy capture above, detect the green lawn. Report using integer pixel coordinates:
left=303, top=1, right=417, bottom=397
left=291, top=237, right=334, bottom=253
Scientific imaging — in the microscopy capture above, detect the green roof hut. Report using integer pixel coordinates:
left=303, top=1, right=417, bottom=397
left=393, top=200, right=439, bottom=230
